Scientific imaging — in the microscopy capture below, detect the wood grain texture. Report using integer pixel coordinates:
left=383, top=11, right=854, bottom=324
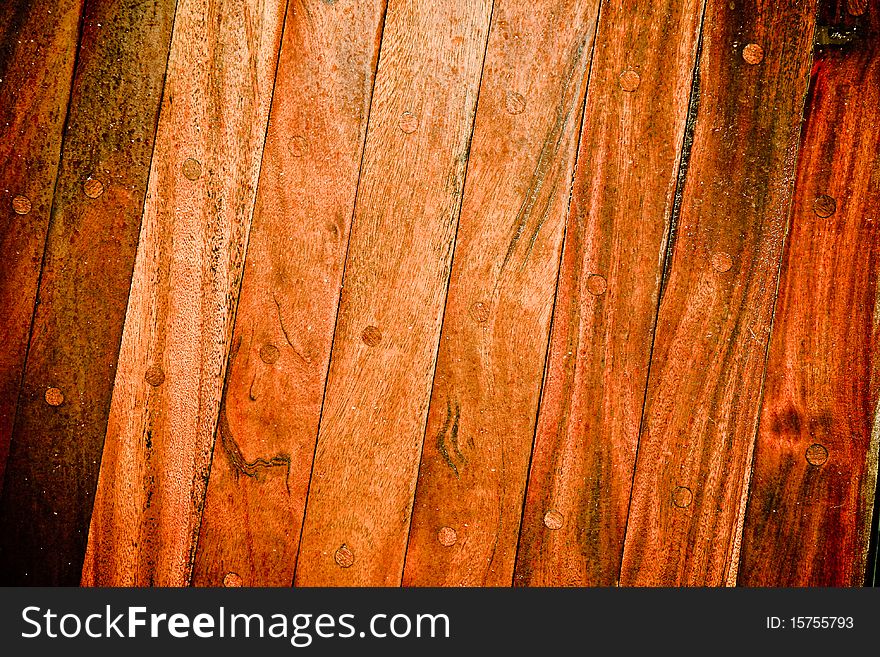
left=400, top=0, right=600, bottom=587
left=619, top=0, right=818, bottom=586
left=738, top=3, right=880, bottom=587
left=0, top=0, right=82, bottom=488
left=0, top=0, right=175, bottom=586
left=513, top=0, right=705, bottom=587
left=294, top=0, right=493, bottom=586
left=191, top=0, right=386, bottom=587
left=81, top=0, right=286, bottom=586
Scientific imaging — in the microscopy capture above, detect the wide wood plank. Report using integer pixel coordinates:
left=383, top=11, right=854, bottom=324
left=294, top=0, right=493, bottom=586
left=0, top=0, right=175, bottom=586
left=191, top=0, right=386, bottom=587
left=512, top=0, right=705, bottom=587
left=738, top=4, right=880, bottom=587
left=0, top=0, right=82, bottom=489
left=81, top=0, right=286, bottom=586
left=619, top=0, right=818, bottom=586
left=400, top=0, right=600, bottom=587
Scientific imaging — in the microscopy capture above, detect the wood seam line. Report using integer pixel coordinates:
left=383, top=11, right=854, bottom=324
left=725, top=10, right=822, bottom=587
left=293, top=0, right=496, bottom=586
left=0, top=0, right=86, bottom=490
left=80, top=0, right=180, bottom=585
left=1, top=0, right=179, bottom=585
left=400, top=0, right=604, bottom=585
left=289, top=0, right=392, bottom=586
left=507, top=0, right=606, bottom=584
left=81, top=0, right=287, bottom=586
left=396, top=0, right=498, bottom=583
left=617, top=0, right=820, bottom=586
left=736, top=3, right=880, bottom=585
left=513, top=0, right=707, bottom=586
left=616, top=0, right=709, bottom=586
left=657, top=9, right=706, bottom=302
left=185, top=0, right=292, bottom=586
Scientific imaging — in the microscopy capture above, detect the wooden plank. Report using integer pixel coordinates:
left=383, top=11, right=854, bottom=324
left=0, top=0, right=175, bottom=586
left=400, top=0, right=601, bottom=587
left=294, top=0, right=493, bottom=586
left=0, top=0, right=82, bottom=489
left=81, top=0, right=286, bottom=586
left=618, top=0, right=818, bottom=586
left=512, top=0, right=705, bottom=586
left=738, top=4, right=880, bottom=587
left=191, top=0, right=386, bottom=587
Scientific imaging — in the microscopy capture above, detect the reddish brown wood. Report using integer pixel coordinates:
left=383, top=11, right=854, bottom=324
left=401, top=0, right=601, bottom=587
left=738, top=4, right=880, bottom=587
left=81, top=0, right=286, bottom=586
left=619, top=0, right=818, bottom=586
left=294, top=0, right=494, bottom=586
left=0, top=0, right=175, bottom=586
left=513, top=0, right=705, bottom=586
left=0, top=0, right=82, bottom=489
left=3, top=0, right=879, bottom=590
left=191, top=0, right=386, bottom=587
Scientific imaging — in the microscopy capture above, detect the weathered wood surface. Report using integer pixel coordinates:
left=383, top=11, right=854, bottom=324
left=1, top=0, right=878, bottom=589
left=81, top=0, right=286, bottom=586
left=0, top=0, right=175, bottom=586
left=191, top=0, right=387, bottom=588
left=738, top=3, right=880, bottom=587
left=513, top=0, right=705, bottom=587
left=401, top=0, right=601, bottom=587
left=0, top=0, right=82, bottom=489
left=294, top=0, right=494, bottom=586
left=618, top=0, right=818, bottom=586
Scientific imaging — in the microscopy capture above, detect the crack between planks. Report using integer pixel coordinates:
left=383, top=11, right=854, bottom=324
left=186, top=0, right=292, bottom=586
left=865, top=334, right=880, bottom=586
left=397, top=0, right=497, bottom=585
left=122, top=0, right=184, bottom=589
left=617, top=0, right=708, bottom=586
left=510, top=0, right=605, bottom=586
left=1, top=0, right=184, bottom=587
left=0, top=0, right=87, bottom=499
left=289, top=0, right=391, bottom=587
left=729, top=8, right=826, bottom=587
left=657, top=22, right=703, bottom=302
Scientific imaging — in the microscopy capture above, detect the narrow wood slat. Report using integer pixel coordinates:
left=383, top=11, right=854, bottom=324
left=81, top=0, right=286, bottom=586
left=512, top=0, right=705, bottom=587
left=0, top=0, right=175, bottom=586
left=619, top=0, right=818, bottom=586
left=400, top=0, right=601, bottom=587
left=738, top=4, right=880, bottom=587
left=0, top=0, right=82, bottom=488
left=191, top=0, right=386, bottom=587
left=294, top=0, right=493, bottom=586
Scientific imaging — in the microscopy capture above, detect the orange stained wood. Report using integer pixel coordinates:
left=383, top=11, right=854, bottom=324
left=0, top=0, right=83, bottom=487
left=82, top=0, right=287, bottom=586
left=738, top=5, right=880, bottom=587
left=0, top=0, right=176, bottom=586
left=619, top=0, right=819, bottom=586
left=401, top=0, right=601, bottom=586
left=192, top=0, right=387, bottom=587
left=0, top=0, right=877, bottom=589
left=514, top=0, right=706, bottom=587
left=294, top=0, right=494, bottom=586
